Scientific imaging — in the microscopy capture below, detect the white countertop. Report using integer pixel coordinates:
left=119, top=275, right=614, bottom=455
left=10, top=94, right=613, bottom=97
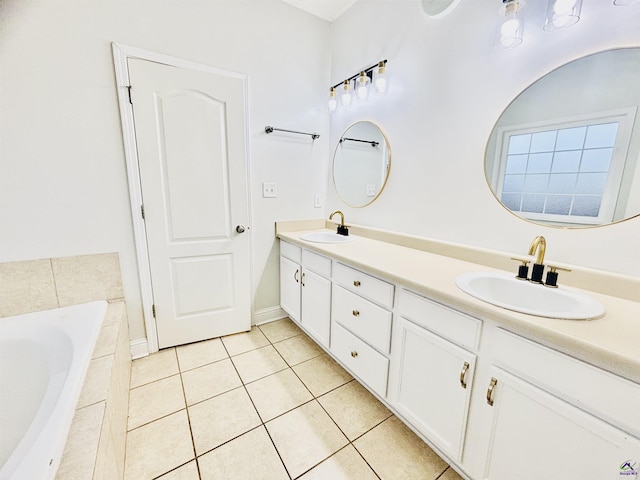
left=278, top=228, right=640, bottom=384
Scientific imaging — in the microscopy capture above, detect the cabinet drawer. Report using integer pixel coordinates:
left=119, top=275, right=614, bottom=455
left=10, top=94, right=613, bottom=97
left=332, top=285, right=391, bottom=354
left=331, top=323, right=389, bottom=398
left=493, top=329, right=640, bottom=437
left=302, top=249, right=331, bottom=277
left=398, top=289, right=481, bottom=351
left=333, top=263, right=394, bottom=308
left=280, top=241, right=301, bottom=263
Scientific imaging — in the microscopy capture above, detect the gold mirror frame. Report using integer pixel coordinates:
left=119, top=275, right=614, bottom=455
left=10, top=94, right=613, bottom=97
left=333, top=121, right=391, bottom=208
left=484, top=47, right=640, bottom=229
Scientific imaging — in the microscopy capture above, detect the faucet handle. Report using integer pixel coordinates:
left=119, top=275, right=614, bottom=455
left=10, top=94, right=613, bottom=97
left=510, top=257, right=531, bottom=280
left=544, top=265, right=571, bottom=288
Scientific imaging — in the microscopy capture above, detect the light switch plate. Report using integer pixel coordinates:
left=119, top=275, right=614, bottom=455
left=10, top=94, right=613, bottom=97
left=263, top=182, right=277, bottom=198
left=366, top=184, right=376, bottom=197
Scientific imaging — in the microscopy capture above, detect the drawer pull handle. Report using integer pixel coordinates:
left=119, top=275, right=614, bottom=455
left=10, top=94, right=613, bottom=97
left=350, top=351, right=358, bottom=358
left=353, top=280, right=361, bottom=287
left=486, top=377, right=498, bottom=406
left=294, top=269, right=299, bottom=283
left=460, top=361, right=470, bottom=389
left=352, top=310, right=360, bottom=317
left=301, top=273, right=306, bottom=287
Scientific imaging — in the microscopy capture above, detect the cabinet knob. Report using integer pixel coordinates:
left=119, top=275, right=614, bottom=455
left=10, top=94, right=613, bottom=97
left=460, top=361, right=470, bottom=389
left=352, top=310, right=360, bottom=317
left=353, top=280, right=361, bottom=287
left=350, top=351, right=358, bottom=358
left=486, top=377, right=498, bottom=406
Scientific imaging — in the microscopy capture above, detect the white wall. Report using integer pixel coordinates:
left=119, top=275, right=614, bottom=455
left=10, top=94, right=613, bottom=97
left=327, top=0, right=640, bottom=277
left=0, top=0, right=331, bottom=342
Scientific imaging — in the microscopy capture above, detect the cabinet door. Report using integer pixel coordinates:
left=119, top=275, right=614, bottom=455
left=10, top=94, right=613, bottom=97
left=482, top=368, right=640, bottom=480
left=301, top=269, right=331, bottom=347
left=280, top=256, right=301, bottom=323
left=392, top=317, right=476, bottom=461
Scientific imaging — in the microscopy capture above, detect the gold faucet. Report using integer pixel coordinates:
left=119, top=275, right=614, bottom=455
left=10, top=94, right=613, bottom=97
left=329, top=210, right=349, bottom=236
left=528, top=235, right=546, bottom=265
left=528, top=235, right=546, bottom=283
left=329, top=210, right=345, bottom=226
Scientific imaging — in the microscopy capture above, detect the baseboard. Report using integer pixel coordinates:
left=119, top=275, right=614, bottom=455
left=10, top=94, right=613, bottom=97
left=253, top=306, right=288, bottom=325
left=130, top=338, right=150, bottom=359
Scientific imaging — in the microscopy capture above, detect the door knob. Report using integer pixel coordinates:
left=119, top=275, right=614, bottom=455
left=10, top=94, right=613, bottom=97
left=236, top=225, right=246, bottom=233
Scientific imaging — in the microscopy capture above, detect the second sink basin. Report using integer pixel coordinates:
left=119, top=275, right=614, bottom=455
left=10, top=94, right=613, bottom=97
left=299, top=231, right=354, bottom=244
left=455, top=271, right=605, bottom=320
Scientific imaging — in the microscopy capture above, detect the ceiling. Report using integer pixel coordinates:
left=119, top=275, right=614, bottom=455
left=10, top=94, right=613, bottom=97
left=280, top=0, right=358, bottom=22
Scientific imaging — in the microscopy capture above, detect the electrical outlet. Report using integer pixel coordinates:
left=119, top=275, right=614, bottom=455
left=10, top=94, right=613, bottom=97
left=314, top=194, right=322, bottom=208
left=262, top=182, right=277, bottom=198
left=366, top=184, right=376, bottom=197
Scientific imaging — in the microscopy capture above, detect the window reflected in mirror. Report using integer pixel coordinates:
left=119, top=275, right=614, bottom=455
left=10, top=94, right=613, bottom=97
left=485, top=48, right=640, bottom=228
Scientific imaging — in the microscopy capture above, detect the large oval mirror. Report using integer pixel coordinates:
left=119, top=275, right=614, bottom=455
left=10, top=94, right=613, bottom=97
left=333, top=121, right=391, bottom=207
left=485, top=48, right=640, bottom=228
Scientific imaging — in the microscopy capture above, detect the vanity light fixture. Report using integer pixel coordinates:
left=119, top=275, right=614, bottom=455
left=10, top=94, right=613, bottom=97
left=328, top=60, right=388, bottom=113
left=498, top=0, right=524, bottom=49
left=543, top=0, right=582, bottom=31
left=613, top=0, right=640, bottom=5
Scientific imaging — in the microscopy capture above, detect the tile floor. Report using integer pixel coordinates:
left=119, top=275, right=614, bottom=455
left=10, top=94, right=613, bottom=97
left=124, top=318, right=464, bottom=480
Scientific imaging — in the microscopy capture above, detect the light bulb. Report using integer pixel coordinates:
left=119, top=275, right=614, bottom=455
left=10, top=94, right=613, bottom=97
left=553, top=0, right=576, bottom=15
left=356, top=71, right=371, bottom=101
left=374, top=61, right=388, bottom=94
left=498, top=1, right=523, bottom=49
left=328, top=87, right=337, bottom=112
left=543, top=0, right=582, bottom=31
left=340, top=80, right=352, bottom=107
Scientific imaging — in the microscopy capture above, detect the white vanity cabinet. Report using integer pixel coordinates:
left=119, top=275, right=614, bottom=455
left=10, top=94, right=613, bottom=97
left=330, top=263, right=394, bottom=397
left=474, top=329, right=640, bottom=480
left=279, top=243, right=302, bottom=323
left=389, top=290, right=480, bottom=462
left=277, top=234, right=640, bottom=480
left=279, top=241, right=332, bottom=347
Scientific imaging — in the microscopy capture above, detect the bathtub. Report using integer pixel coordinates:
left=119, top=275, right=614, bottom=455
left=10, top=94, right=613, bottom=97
left=0, top=301, right=108, bottom=480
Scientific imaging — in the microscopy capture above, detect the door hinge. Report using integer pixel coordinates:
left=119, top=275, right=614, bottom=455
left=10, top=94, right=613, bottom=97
left=141, top=204, right=145, bottom=220
left=152, top=304, right=156, bottom=318
left=127, top=85, right=133, bottom=104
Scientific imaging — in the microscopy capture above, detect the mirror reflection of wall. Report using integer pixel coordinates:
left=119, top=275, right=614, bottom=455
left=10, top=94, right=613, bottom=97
left=333, top=121, right=391, bottom=207
left=485, top=48, right=640, bottom=228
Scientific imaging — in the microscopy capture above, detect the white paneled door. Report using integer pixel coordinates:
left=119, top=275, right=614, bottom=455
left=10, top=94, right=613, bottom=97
left=128, top=58, right=251, bottom=349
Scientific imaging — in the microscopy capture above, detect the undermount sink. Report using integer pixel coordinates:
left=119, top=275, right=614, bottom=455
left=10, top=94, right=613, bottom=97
left=455, top=271, right=605, bottom=320
left=299, top=231, right=354, bottom=244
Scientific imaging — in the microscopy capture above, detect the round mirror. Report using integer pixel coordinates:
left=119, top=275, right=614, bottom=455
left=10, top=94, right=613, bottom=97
left=333, top=121, right=391, bottom=208
left=421, top=0, right=463, bottom=17
left=485, top=48, right=640, bottom=228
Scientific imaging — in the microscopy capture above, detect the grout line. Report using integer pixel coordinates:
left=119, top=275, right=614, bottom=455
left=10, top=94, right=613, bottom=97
left=177, top=358, right=202, bottom=480
left=50, top=258, right=61, bottom=307
left=435, top=467, right=451, bottom=480
left=151, top=459, right=197, bottom=480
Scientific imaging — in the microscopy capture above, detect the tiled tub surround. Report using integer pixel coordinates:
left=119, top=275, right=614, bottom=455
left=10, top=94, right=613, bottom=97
left=124, top=318, right=463, bottom=480
left=0, top=253, right=131, bottom=479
